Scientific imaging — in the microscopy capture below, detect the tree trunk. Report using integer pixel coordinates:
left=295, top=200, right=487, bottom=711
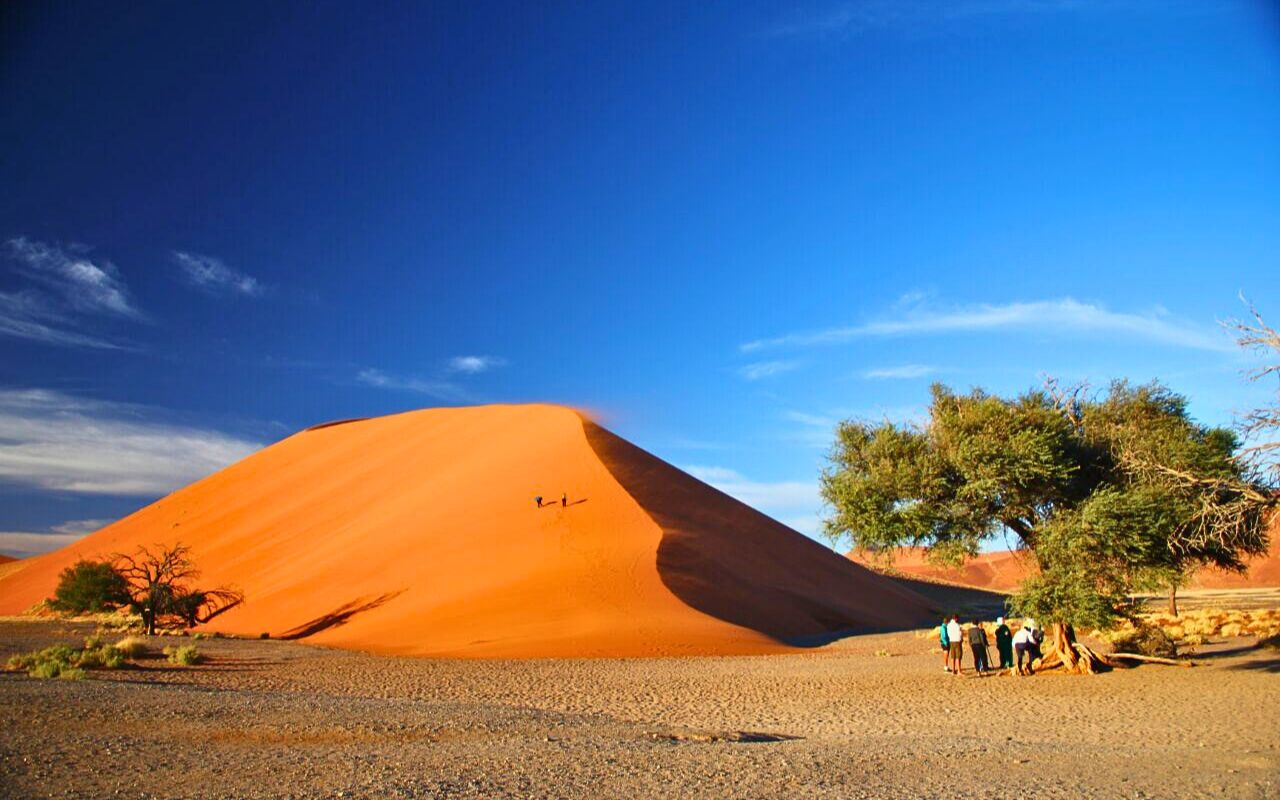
left=1168, top=585, right=1178, bottom=617
left=1032, top=623, right=1107, bottom=675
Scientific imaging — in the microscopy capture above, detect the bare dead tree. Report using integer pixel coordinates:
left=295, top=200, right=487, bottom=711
left=112, top=544, right=244, bottom=635
left=1226, top=299, right=1280, bottom=481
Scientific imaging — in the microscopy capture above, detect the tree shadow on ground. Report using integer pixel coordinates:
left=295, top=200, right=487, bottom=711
left=1226, top=657, right=1280, bottom=673
left=1188, top=642, right=1265, bottom=661
left=279, top=591, right=405, bottom=640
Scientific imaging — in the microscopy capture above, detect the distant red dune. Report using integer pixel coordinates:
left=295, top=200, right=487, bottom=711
left=849, top=516, right=1280, bottom=592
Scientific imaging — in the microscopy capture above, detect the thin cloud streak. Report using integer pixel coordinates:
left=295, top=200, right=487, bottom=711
left=738, top=360, right=800, bottom=380
left=682, top=464, right=819, bottom=513
left=448, top=355, right=506, bottom=374
left=765, top=0, right=1102, bottom=39
left=743, top=298, right=1232, bottom=353
left=0, top=531, right=86, bottom=559
left=356, top=368, right=477, bottom=403
left=1, top=237, right=142, bottom=348
left=0, top=389, right=261, bottom=495
left=6, top=237, right=140, bottom=318
left=0, top=291, right=124, bottom=349
left=173, top=251, right=263, bottom=297
left=862, top=364, right=935, bottom=380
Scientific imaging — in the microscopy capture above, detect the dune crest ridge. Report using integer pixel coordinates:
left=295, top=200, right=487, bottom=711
left=0, top=404, right=933, bottom=657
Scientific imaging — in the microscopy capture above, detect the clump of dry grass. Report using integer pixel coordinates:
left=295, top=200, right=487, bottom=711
left=113, top=636, right=149, bottom=659
left=163, top=644, right=202, bottom=666
left=1137, top=608, right=1280, bottom=645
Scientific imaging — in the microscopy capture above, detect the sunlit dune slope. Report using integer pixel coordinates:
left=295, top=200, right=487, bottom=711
left=0, top=405, right=934, bottom=656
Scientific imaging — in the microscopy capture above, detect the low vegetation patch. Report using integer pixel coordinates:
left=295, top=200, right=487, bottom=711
left=1106, top=623, right=1178, bottom=658
left=5, top=641, right=129, bottom=680
left=1127, top=608, right=1280, bottom=648
left=163, top=644, right=203, bottom=666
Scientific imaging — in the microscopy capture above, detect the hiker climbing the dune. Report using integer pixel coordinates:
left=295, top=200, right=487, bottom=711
left=535, top=495, right=544, bottom=508
left=560, top=492, right=567, bottom=507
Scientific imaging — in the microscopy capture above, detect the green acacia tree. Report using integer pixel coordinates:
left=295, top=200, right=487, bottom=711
left=50, top=559, right=130, bottom=614
left=821, top=380, right=1271, bottom=673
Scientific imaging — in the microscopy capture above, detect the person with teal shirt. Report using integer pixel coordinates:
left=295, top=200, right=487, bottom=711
left=994, top=617, right=1014, bottom=670
left=938, top=618, right=951, bottom=673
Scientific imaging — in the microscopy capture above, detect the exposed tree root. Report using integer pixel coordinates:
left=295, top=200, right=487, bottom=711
left=1027, top=623, right=1194, bottom=674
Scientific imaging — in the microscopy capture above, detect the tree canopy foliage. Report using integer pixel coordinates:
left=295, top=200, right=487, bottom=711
left=50, top=559, right=130, bottom=614
left=822, top=380, right=1272, bottom=629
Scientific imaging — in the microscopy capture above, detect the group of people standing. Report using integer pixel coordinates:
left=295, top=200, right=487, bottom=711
left=939, top=615, right=1044, bottom=676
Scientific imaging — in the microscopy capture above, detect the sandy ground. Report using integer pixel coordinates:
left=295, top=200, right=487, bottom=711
left=2, top=621, right=1277, bottom=799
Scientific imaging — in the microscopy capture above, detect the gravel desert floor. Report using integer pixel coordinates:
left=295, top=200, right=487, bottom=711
left=1, top=620, right=1277, bottom=799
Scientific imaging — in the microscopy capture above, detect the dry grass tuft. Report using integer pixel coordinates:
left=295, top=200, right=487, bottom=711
left=113, top=636, right=149, bottom=659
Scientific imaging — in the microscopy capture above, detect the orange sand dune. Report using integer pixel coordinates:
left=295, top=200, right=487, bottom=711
left=0, top=405, right=934, bottom=657
left=851, top=515, right=1280, bottom=593
left=849, top=548, right=1032, bottom=593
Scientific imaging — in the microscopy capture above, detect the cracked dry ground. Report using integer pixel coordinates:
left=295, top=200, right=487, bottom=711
left=1, top=621, right=1277, bottom=799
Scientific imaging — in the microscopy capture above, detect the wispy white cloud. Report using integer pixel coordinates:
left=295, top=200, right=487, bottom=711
left=738, top=360, right=800, bottom=380
left=51, top=518, right=114, bottom=535
left=862, top=364, right=935, bottom=380
left=0, top=531, right=86, bottom=559
left=173, top=251, right=263, bottom=297
left=0, top=291, right=124, bottom=349
left=1, top=238, right=144, bottom=348
left=765, top=0, right=1101, bottom=39
left=742, top=298, right=1231, bottom=353
left=0, top=389, right=261, bottom=495
left=0, top=517, right=118, bottom=558
left=448, top=355, right=506, bottom=374
left=356, top=368, right=476, bottom=403
left=682, top=464, right=820, bottom=518
left=781, top=410, right=839, bottom=448
left=783, top=410, right=838, bottom=428
left=6, top=237, right=140, bottom=318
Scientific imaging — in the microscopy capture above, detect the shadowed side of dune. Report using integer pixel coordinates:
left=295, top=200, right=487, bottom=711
left=581, top=422, right=936, bottom=642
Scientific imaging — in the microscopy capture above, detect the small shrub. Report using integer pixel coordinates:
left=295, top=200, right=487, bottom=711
left=875, top=649, right=891, bottom=657
left=190, top=632, right=206, bottom=641
left=114, top=637, right=148, bottom=659
left=1110, top=623, right=1178, bottom=658
left=163, top=644, right=202, bottom=666
left=56, top=667, right=86, bottom=681
left=83, top=633, right=103, bottom=650
left=1220, top=623, right=1244, bottom=638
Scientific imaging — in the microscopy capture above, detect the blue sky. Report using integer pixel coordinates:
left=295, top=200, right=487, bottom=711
left=1, top=1, right=1278, bottom=557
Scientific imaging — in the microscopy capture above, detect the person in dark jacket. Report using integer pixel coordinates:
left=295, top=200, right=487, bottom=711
left=994, top=617, right=1014, bottom=670
left=968, top=620, right=990, bottom=674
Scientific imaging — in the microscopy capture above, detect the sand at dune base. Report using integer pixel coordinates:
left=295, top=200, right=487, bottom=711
left=1, top=619, right=1276, bottom=799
